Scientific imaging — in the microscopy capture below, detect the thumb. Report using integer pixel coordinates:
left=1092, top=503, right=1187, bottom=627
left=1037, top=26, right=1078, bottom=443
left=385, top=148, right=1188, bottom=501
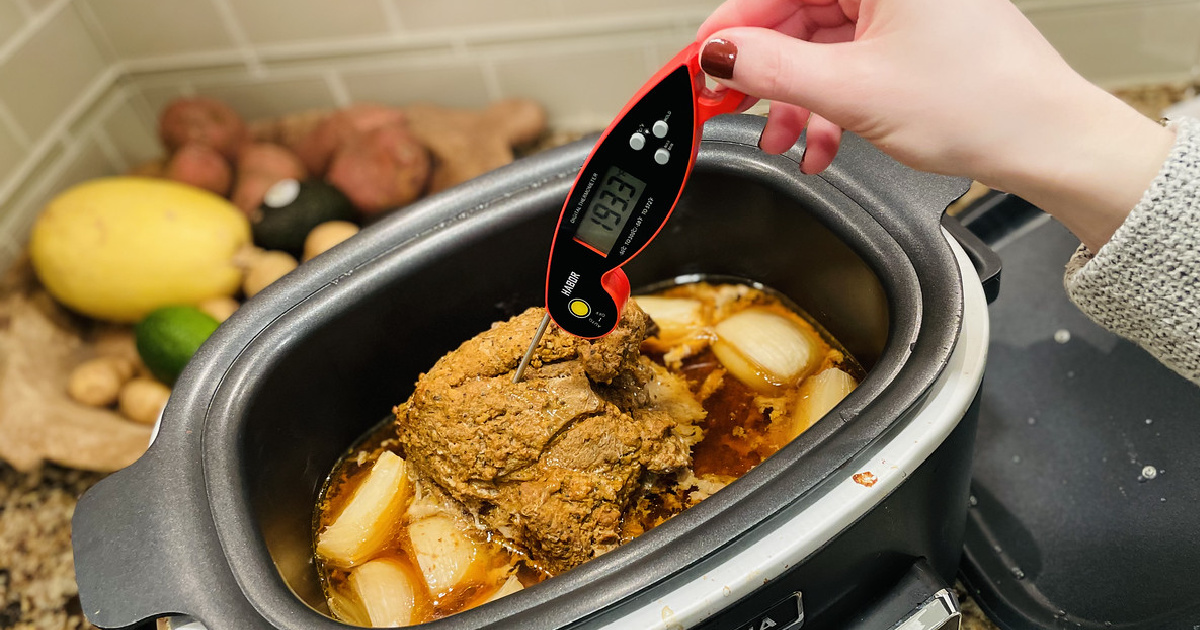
left=699, top=27, right=850, bottom=122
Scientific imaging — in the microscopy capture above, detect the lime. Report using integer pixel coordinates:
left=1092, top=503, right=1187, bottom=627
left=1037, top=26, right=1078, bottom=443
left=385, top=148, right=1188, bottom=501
left=135, top=306, right=221, bottom=385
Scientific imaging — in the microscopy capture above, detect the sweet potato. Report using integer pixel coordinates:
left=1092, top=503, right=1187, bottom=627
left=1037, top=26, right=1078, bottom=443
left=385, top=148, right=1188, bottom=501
left=295, top=103, right=407, bottom=176
left=404, top=99, right=547, bottom=193
left=231, top=143, right=308, bottom=213
left=164, top=143, right=233, bottom=196
left=159, top=97, right=248, bottom=161
left=325, top=123, right=430, bottom=215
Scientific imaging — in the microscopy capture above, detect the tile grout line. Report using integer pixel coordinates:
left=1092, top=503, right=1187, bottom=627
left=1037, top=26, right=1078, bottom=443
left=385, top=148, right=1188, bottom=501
left=378, top=0, right=405, bottom=34
left=0, top=66, right=119, bottom=209
left=323, top=70, right=351, bottom=108
left=0, top=0, right=70, bottom=64
left=114, top=8, right=712, bottom=77
left=0, top=135, right=85, bottom=245
left=90, top=127, right=128, bottom=173
left=0, top=98, right=30, bottom=147
left=72, top=0, right=121, bottom=64
left=208, top=0, right=265, bottom=77
left=480, top=57, right=502, bottom=102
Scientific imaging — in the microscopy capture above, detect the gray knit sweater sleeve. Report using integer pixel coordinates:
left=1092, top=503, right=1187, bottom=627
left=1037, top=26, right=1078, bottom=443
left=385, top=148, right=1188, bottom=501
left=1064, top=116, right=1200, bottom=385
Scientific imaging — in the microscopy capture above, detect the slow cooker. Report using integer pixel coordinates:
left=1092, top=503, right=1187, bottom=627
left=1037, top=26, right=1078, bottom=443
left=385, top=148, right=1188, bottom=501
left=72, top=115, right=996, bottom=630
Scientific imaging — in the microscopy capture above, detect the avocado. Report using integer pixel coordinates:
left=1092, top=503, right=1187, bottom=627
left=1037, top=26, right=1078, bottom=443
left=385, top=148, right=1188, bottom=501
left=251, top=180, right=356, bottom=256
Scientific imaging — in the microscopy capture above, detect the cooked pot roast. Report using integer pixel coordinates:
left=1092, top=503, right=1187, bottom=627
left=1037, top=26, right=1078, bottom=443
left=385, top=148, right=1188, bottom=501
left=314, top=282, right=861, bottom=627
left=395, top=303, right=704, bottom=573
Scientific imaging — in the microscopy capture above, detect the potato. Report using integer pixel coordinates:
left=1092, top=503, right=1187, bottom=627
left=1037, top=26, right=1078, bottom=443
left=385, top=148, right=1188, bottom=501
left=325, top=123, right=431, bottom=215
left=242, top=250, right=297, bottom=298
left=197, top=296, right=239, bottom=323
left=303, top=221, right=359, bottom=261
left=232, top=143, right=308, bottom=213
left=164, top=143, right=232, bottom=196
left=118, top=378, right=171, bottom=425
left=159, top=97, right=247, bottom=161
left=68, top=357, right=127, bottom=407
left=295, top=104, right=406, bottom=176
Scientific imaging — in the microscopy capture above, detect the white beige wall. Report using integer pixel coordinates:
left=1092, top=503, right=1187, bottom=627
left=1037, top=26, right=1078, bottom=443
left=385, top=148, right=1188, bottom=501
left=1, top=0, right=1199, bottom=270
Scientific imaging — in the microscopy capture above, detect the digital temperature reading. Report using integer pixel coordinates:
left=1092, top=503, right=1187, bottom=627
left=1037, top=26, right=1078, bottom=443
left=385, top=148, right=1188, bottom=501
left=574, top=166, right=646, bottom=256
left=511, top=41, right=748, bottom=384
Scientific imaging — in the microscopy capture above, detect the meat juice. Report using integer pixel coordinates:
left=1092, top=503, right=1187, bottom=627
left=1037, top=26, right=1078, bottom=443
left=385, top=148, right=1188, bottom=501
left=314, top=281, right=861, bottom=627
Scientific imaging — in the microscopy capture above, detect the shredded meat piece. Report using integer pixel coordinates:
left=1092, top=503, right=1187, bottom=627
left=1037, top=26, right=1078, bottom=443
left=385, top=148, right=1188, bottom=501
left=395, top=304, right=704, bottom=573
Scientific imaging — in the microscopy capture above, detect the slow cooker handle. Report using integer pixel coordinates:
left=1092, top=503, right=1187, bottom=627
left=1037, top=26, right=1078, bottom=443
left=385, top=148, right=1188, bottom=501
left=942, top=214, right=1002, bottom=304
left=72, top=458, right=182, bottom=629
left=72, top=450, right=248, bottom=629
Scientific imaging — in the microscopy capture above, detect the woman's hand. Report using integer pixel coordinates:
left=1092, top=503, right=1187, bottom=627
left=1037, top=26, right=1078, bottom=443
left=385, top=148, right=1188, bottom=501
left=696, top=0, right=1175, bottom=250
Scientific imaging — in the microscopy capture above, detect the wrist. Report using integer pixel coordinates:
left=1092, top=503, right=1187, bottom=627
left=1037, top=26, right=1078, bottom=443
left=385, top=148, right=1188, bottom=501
left=978, top=81, right=1175, bottom=251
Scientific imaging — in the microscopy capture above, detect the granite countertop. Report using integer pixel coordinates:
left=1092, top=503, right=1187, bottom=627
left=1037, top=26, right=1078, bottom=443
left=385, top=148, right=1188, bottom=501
left=1, top=83, right=1193, bottom=630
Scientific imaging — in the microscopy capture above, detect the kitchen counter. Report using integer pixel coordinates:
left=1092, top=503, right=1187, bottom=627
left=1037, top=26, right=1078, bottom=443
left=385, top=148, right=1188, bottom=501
left=0, top=463, right=101, bottom=630
left=1, top=83, right=1192, bottom=630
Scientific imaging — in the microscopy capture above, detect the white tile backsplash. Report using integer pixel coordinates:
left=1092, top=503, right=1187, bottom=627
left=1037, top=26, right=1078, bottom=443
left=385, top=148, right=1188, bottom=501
left=195, top=75, right=337, bottom=120
left=342, top=61, right=492, bottom=108
left=0, top=0, right=28, bottom=46
left=0, top=5, right=107, bottom=139
left=1027, top=1, right=1200, bottom=85
left=229, top=0, right=390, bottom=45
left=390, top=0, right=561, bottom=31
left=492, top=44, right=649, bottom=130
left=0, top=112, right=25, bottom=182
left=81, top=0, right=235, bottom=59
left=100, top=95, right=160, bottom=166
left=0, top=0, right=1198, bottom=253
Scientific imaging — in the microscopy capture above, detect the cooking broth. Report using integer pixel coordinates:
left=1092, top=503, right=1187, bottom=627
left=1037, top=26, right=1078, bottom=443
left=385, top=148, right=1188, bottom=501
left=314, top=281, right=862, bottom=627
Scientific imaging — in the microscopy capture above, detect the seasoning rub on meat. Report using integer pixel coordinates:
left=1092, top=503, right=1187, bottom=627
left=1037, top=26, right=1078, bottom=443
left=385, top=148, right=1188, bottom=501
left=395, top=302, right=705, bottom=573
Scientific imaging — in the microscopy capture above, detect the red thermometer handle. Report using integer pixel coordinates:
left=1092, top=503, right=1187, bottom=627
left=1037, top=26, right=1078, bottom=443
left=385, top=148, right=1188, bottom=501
left=542, top=43, right=747, bottom=339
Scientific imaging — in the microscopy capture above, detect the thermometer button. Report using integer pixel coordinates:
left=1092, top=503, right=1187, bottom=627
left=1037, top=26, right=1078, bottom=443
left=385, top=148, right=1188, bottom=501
left=654, top=147, right=670, bottom=165
left=629, top=132, right=646, bottom=150
left=568, top=299, right=591, bottom=318
left=652, top=120, right=669, bottom=138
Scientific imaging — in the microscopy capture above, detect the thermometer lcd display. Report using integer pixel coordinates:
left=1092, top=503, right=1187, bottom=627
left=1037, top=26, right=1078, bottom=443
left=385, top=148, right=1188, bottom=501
left=574, top=166, right=646, bottom=256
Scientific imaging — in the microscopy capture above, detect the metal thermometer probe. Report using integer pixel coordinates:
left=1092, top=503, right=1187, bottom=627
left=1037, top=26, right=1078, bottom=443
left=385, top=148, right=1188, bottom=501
left=512, top=42, right=746, bottom=384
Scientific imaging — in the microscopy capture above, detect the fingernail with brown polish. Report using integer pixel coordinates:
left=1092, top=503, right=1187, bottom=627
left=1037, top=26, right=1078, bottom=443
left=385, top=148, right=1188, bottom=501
left=700, top=38, right=737, bottom=80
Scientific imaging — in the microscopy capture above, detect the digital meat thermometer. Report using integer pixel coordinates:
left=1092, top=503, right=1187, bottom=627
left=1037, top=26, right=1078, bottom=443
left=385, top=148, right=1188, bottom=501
left=513, top=42, right=747, bottom=383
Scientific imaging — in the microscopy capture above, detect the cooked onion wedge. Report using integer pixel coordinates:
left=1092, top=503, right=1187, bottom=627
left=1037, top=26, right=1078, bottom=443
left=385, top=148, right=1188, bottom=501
left=486, top=574, right=525, bottom=603
left=792, top=367, right=858, bottom=435
left=347, top=558, right=419, bottom=627
left=408, top=514, right=479, bottom=596
left=317, top=450, right=410, bottom=567
left=712, top=308, right=823, bottom=394
left=634, top=296, right=704, bottom=341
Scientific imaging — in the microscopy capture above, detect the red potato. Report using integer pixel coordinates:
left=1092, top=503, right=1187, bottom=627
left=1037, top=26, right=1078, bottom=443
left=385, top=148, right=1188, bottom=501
left=231, top=143, right=308, bottom=213
left=295, top=104, right=407, bottom=176
left=325, top=122, right=431, bottom=215
left=159, top=97, right=248, bottom=161
left=164, top=143, right=233, bottom=196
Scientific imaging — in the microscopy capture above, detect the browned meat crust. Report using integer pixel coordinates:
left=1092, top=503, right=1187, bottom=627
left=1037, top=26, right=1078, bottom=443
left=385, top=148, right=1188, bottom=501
left=395, top=304, right=701, bottom=573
